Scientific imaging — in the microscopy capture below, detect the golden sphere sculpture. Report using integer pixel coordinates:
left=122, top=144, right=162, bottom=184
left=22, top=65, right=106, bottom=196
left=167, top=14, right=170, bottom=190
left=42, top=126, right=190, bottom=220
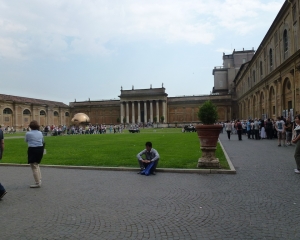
left=71, top=113, right=90, bottom=125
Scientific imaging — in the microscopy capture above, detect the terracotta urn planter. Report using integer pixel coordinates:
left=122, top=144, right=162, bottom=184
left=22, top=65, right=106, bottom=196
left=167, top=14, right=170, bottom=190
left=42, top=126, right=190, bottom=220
left=195, top=124, right=222, bottom=168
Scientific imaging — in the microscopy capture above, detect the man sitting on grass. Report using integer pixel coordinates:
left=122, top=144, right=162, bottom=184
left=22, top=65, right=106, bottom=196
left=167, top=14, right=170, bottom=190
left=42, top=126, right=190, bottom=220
left=137, top=142, right=160, bottom=175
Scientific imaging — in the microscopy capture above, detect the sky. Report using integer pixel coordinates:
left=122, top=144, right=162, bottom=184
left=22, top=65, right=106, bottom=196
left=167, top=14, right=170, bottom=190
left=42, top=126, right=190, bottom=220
left=0, top=0, right=285, bottom=104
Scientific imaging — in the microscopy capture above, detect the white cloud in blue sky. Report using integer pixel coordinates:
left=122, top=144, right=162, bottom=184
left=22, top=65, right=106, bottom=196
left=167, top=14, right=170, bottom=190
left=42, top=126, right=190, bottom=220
left=0, top=0, right=284, bottom=103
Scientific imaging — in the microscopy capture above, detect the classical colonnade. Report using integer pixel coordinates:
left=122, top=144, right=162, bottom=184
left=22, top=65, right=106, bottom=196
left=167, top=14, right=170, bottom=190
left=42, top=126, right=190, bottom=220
left=120, top=100, right=167, bottom=124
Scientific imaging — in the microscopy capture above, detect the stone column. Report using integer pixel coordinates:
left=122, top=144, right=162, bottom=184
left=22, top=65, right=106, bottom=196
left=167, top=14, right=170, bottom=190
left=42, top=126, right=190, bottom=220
left=162, top=100, right=167, bottom=123
left=132, top=102, right=135, bottom=124
left=150, top=101, right=153, bottom=123
left=120, top=102, right=124, bottom=123
left=144, top=101, right=147, bottom=123
left=156, top=100, right=159, bottom=123
left=126, top=102, right=129, bottom=123
left=138, top=101, right=141, bottom=123
left=13, top=103, right=17, bottom=129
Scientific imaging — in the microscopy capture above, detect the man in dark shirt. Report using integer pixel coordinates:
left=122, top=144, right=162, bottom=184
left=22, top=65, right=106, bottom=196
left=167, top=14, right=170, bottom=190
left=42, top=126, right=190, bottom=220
left=136, top=142, right=160, bottom=175
left=0, top=126, right=7, bottom=200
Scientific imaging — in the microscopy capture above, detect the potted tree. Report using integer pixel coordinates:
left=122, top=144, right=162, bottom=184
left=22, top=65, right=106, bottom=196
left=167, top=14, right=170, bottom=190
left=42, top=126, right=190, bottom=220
left=196, top=100, right=222, bottom=168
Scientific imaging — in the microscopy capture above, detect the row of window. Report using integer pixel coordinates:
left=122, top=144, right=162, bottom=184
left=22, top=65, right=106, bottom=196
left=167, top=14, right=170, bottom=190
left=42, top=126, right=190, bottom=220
left=3, top=108, right=70, bottom=116
left=242, top=29, right=289, bottom=93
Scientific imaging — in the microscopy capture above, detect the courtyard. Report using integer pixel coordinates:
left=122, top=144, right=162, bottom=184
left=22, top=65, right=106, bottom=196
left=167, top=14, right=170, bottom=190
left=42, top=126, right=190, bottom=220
left=1, top=132, right=300, bottom=239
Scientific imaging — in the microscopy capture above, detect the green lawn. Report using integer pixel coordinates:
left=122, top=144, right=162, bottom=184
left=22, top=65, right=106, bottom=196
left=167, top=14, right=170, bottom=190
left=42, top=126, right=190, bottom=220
left=2, top=128, right=229, bottom=169
left=3, top=132, right=26, bottom=137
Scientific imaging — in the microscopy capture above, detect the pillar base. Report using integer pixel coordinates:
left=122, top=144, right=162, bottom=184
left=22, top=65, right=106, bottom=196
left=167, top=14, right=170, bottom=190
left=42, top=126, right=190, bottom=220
left=197, top=147, right=220, bottom=168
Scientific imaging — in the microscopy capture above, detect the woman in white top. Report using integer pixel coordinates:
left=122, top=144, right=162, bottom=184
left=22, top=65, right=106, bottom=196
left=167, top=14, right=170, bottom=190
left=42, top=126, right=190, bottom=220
left=25, top=120, right=44, bottom=188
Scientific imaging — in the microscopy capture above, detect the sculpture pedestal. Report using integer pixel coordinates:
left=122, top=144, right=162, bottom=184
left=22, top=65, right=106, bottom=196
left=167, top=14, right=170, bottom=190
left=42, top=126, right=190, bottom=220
left=197, top=147, right=220, bottom=168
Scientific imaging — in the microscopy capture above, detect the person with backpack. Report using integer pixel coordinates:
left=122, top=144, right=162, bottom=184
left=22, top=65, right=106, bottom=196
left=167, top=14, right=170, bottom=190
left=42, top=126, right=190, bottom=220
left=0, top=125, right=7, bottom=200
left=137, top=142, right=160, bottom=175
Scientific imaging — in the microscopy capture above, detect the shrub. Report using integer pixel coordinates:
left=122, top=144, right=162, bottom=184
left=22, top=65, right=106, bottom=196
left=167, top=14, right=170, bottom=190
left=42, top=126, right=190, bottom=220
left=197, top=100, right=218, bottom=124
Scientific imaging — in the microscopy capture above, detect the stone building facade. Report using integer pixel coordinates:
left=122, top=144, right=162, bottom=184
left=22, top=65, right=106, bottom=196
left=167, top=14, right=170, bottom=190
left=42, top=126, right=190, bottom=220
left=234, top=0, right=300, bottom=120
left=0, top=94, right=70, bottom=130
left=69, top=87, right=233, bottom=125
left=213, top=49, right=255, bottom=94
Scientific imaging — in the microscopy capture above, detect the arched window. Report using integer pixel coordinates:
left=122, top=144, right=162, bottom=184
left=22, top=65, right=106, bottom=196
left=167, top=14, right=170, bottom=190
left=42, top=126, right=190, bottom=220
left=283, top=29, right=288, bottom=52
left=65, top=112, right=70, bottom=117
left=269, top=49, right=273, bottom=68
left=253, top=70, right=256, bottom=83
left=40, top=110, right=46, bottom=116
left=54, top=111, right=59, bottom=116
left=23, top=109, right=31, bottom=115
left=3, top=108, right=12, bottom=114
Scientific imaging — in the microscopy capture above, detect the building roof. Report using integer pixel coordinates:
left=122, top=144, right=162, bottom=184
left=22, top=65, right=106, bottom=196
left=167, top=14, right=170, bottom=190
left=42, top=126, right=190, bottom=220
left=119, top=87, right=168, bottom=98
left=0, top=94, right=69, bottom=107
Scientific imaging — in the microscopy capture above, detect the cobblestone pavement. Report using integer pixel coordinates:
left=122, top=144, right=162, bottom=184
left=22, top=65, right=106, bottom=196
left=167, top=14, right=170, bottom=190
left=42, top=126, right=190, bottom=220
left=1, top=132, right=300, bottom=239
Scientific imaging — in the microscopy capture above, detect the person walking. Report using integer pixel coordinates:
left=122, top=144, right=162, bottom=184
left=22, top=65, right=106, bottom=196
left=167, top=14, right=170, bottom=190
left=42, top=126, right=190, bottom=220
left=246, top=119, right=251, bottom=139
left=253, top=119, right=260, bottom=140
left=236, top=120, right=243, bottom=141
left=25, top=120, right=44, bottom=188
left=265, top=119, right=273, bottom=139
left=292, top=115, right=300, bottom=173
left=260, top=119, right=266, bottom=139
left=0, top=125, right=7, bottom=200
left=225, top=120, right=232, bottom=140
left=275, top=116, right=285, bottom=147
left=285, top=117, right=293, bottom=146
left=251, top=120, right=255, bottom=139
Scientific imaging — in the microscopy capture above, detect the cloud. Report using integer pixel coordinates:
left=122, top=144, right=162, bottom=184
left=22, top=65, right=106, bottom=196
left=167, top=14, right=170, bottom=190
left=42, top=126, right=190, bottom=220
left=0, top=0, right=284, bottom=60
left=210, top=0, right=284, bottom=35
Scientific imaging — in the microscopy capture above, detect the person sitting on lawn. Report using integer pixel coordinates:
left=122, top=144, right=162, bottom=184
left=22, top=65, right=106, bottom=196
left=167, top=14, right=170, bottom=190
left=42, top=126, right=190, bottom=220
left=137, top=142, right=159, bottom=175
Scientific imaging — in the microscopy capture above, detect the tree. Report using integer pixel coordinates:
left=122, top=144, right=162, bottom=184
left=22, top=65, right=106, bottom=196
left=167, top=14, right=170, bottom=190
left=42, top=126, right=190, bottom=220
left=160, top=116, right=164, bottom=123
left=197, top=100, right=218, bottom=124
left=153, top=116, right=157, bottom=123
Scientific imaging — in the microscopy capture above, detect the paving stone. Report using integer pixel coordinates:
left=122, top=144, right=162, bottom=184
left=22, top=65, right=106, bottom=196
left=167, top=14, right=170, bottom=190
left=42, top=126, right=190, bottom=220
left=1, top=133, right=300, bottom=239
